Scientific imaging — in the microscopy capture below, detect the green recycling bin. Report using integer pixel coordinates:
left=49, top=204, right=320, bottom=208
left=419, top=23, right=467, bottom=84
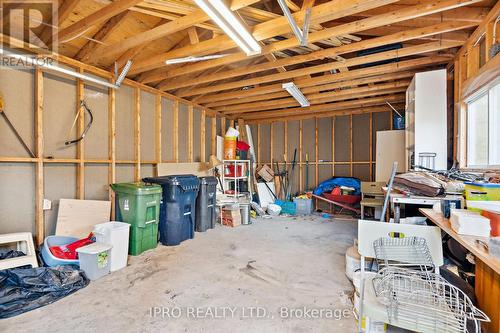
left=110, top=182, right=162, bottom=255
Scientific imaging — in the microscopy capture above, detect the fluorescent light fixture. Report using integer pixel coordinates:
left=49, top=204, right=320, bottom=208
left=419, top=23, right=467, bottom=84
left=1, top=50, right=120, bottom=89
left=277, top=0, right=311, bottom=46
left=114, top=60, right=132, bottom=87
left=165, top=54, right=229, bottom=65
left=282, top=82, right=310, bottom=107
left=193, top=0, right=261, bottom=55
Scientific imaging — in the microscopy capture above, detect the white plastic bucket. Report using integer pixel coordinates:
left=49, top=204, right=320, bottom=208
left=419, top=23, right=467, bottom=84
left=76, top=242, right=112, bottom=280
left=267, top=204, right=282, bottom=216
left=93, top=222, right=130, bottom=272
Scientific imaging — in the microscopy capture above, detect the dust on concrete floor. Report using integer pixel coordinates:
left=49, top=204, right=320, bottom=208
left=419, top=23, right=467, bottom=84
left=3, top=215, right=359, bottom=333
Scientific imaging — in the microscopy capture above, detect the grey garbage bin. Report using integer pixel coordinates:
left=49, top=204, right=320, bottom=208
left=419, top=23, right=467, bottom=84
left=195, top=176, right=218, bottom=232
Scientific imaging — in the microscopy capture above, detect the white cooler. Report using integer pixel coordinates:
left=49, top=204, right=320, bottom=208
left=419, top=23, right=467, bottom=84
left=93, top=222, right=130, bottom=272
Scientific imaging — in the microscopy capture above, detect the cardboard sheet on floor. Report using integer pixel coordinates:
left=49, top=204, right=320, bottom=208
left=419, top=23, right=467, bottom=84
left=56, top=199, right=111, bottom=238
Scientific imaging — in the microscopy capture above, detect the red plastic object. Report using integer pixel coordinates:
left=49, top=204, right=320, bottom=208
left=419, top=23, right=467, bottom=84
left=331, top=187, right=341, bottom=196
left=236, top=141, right=250, bottom=151
left=49, top=233, right=94, bottom=260
left=482, top=211, right=500, bottom=237
left=225, top=165, right=243, bottom=177
left=323, top=192, right=361, bottom=205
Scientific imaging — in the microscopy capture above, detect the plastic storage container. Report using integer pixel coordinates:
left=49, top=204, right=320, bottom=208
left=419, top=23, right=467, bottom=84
left=464, top=182, right=500, bottom=201
left=41, top=235, right=80, bottom=267
left=143, top=175, right=200, bottom=246
left=293, top=198, right=313, bottom=215
left=76, top=242, right=112, bottom=280
left=111, top=182, right=162, bottom=255
left=93, top=222, right=130, bottom=271
left=195, top=177, right=218, bottom=232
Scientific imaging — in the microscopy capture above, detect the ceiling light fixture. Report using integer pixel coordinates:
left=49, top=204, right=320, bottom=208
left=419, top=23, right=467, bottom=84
left=165, top=54, right=229, bottom=65
left=277, top=0, right=311, bottom=47
left=282, top=82, right=310, bottom=107
left=193, top=0, right=261, bottom=55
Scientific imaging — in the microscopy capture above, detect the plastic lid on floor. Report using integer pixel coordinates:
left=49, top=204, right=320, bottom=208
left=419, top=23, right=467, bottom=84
left=76, top=242, right=112, bottom=254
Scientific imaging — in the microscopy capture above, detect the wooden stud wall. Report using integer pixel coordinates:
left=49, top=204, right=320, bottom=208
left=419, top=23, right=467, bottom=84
left=0, top=56, right=216, bottom=244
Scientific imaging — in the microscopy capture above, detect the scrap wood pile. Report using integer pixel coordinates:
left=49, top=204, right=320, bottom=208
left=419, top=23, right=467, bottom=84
left=393, top=171, right=479, bottom=197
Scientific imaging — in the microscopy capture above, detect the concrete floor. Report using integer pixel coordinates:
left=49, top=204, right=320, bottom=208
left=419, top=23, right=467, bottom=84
left=3, top=215, right=359, bottom=332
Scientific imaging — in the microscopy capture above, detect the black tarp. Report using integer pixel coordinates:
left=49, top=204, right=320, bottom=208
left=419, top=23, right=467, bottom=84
left=0, top=265, right=89, bottom=319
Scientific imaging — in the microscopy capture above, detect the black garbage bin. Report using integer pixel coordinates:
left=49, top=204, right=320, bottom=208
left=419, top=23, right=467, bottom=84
left=195, top=177, right=218, bottom=232
left=143, top=175, right=200, bottom=246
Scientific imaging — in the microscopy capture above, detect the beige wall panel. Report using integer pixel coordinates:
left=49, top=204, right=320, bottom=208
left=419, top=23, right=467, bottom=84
left=161, top=98, right=174, bottom=162
left=272, top=122, right=285, bottom=162
left=372, top=111, right=391, bottom=158
left=318, top=165, right=332, bottom=185
left=178, top=103, right=189, bottom=162
left=302, top=119, right=316, bottom=162
left=115, top=164, right=134, bottom=183
left=141, top=164, right=154, bottom=179
left=0, top=68, right=34, bottom=157
left=43, top=74, right=77, bottom=159
left=44, top=164, right=77, bottom=236
left=260, top=123, right=271, bottom=163
left=85, top=164, right=109, bottom=200
left=84, top=84, right=108, bottom=159
left=334, top=164, right=350, bottom=177
left=353, top=114, right=370, bottom=162
left=141, top=91, right=156, bottom=162
left=205, top=116, right=212, bottom=158
left=193, top=108, right=201, bottom=162
left=0, top=164, right=35, bottom=234
left=302, top=161, right=316, bottom=191
left=334, top=116, right=350, bottom=162
left=353, top=163, right=371, bottom=181
left=115, top=85, right=134, bottom=160
left=318, top=117, right=333, bottom=161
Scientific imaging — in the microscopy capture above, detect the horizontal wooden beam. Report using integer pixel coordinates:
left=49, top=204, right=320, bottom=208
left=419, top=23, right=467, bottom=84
left=205, top=71, right=417, bottom=108
left=196, top=55, right=449, bottom=104
left=138, top=0, right=482, bottom=80
left=159, top=21, right=475, bottom=90
left=242, top=94, right=405, bottom=120
left=178, top=41, right=461, bottom=97
left=58, top=0, right=143, bottom=42
left=129, top=0, right=400, bottom=74
left=218, top=81, right=410, bottom=113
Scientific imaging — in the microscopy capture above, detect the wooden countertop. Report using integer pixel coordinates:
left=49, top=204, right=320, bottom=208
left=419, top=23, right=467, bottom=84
left=420, top=208, right=500, bottom=275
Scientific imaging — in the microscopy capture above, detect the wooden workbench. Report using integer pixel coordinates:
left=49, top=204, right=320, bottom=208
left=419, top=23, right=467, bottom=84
left=420, top=208, right=500, bottom=333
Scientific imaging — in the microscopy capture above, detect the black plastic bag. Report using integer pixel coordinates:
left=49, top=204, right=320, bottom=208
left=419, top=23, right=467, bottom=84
left=0, top=265, right=89, bottom=319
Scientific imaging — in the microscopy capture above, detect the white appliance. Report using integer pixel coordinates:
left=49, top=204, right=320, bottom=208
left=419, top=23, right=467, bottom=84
left=405, top=69, right=448, bottom=171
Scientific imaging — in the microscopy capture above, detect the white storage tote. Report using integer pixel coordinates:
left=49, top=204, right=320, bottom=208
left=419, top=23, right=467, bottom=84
left=93, top=222, right=130, bottom=272
left=76, top=242, right=112, bottom=280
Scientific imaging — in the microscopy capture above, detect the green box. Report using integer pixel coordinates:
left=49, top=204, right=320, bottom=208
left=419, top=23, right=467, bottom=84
left=111, top=182, right=162, bottom=255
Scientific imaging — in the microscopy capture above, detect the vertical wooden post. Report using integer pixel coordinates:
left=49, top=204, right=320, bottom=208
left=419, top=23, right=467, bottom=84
left=315, top=118, right=318, bottom=187
left=369, top=113, right=373, bottom=181
left=76, top=69, right=85, bottom=199
left=349, top=114, right=353, bottom=177
left=284, top=121, right=288, bottom=160
left=220, top=117, right=226, bottom=137
left=35, top=68, right=44, bottom=245
left=173, top=100, right=179, bottom=162
left=188, top=105, right=193, bottom=162
left=134, top=87, right=141, bottom=182
left=332, top=117, right=335, bottom=177
left=155, top=94, right=162, bottom=166
left=299, top=120, right=303, bottom=191
left=200, top=109, right=206, bottom=162
left=257, top=124, right=261, bottom=165
left=108, top=82, right=116, bottom=220
left=270, top=122, right=274, bottom=165
left=211, top=117, right=216, bottom=156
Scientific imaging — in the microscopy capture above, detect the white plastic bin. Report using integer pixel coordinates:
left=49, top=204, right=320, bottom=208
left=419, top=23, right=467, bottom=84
left=293, top=198, right=313, bottom=215
left=76, top=242, right=112, bottom=280
left=93, top=222, right=130, bottom=272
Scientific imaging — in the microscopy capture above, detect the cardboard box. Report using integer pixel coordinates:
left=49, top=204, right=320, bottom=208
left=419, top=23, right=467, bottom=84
left=257, top=164, right=274, bottom=182
left=222, top=209, right=241, bottom=227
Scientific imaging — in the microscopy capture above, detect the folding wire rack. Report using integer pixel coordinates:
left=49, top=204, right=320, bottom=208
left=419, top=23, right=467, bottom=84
left=373, top=236, right=435, bottom=273
left=372, top=267, right=490, bottom=333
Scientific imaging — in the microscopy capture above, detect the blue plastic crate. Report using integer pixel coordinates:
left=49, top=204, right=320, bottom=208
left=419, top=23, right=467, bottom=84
left=275, top=200, right=296, bottom=215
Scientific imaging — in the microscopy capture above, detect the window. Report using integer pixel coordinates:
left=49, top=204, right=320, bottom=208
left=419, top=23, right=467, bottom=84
left=466, top=82, right=500, bottom=168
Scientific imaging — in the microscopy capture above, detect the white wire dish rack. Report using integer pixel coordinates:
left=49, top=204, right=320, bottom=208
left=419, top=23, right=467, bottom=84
left=370, top=236, right=490, bottom=333
left=372, top=267, right=489, bottom=333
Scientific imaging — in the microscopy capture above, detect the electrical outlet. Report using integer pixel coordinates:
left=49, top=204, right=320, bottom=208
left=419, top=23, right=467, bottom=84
left=43, top=199, right=52, bottom=210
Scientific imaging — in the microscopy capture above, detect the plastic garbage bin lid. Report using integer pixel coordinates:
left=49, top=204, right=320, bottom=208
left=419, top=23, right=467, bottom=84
left=199, top=176, right=218, bottom=185
left=76, top=242, right=112, bottom=254
left=143, top=175, right=200, bottom=191
left=110, top=182, right=162, bottom=195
